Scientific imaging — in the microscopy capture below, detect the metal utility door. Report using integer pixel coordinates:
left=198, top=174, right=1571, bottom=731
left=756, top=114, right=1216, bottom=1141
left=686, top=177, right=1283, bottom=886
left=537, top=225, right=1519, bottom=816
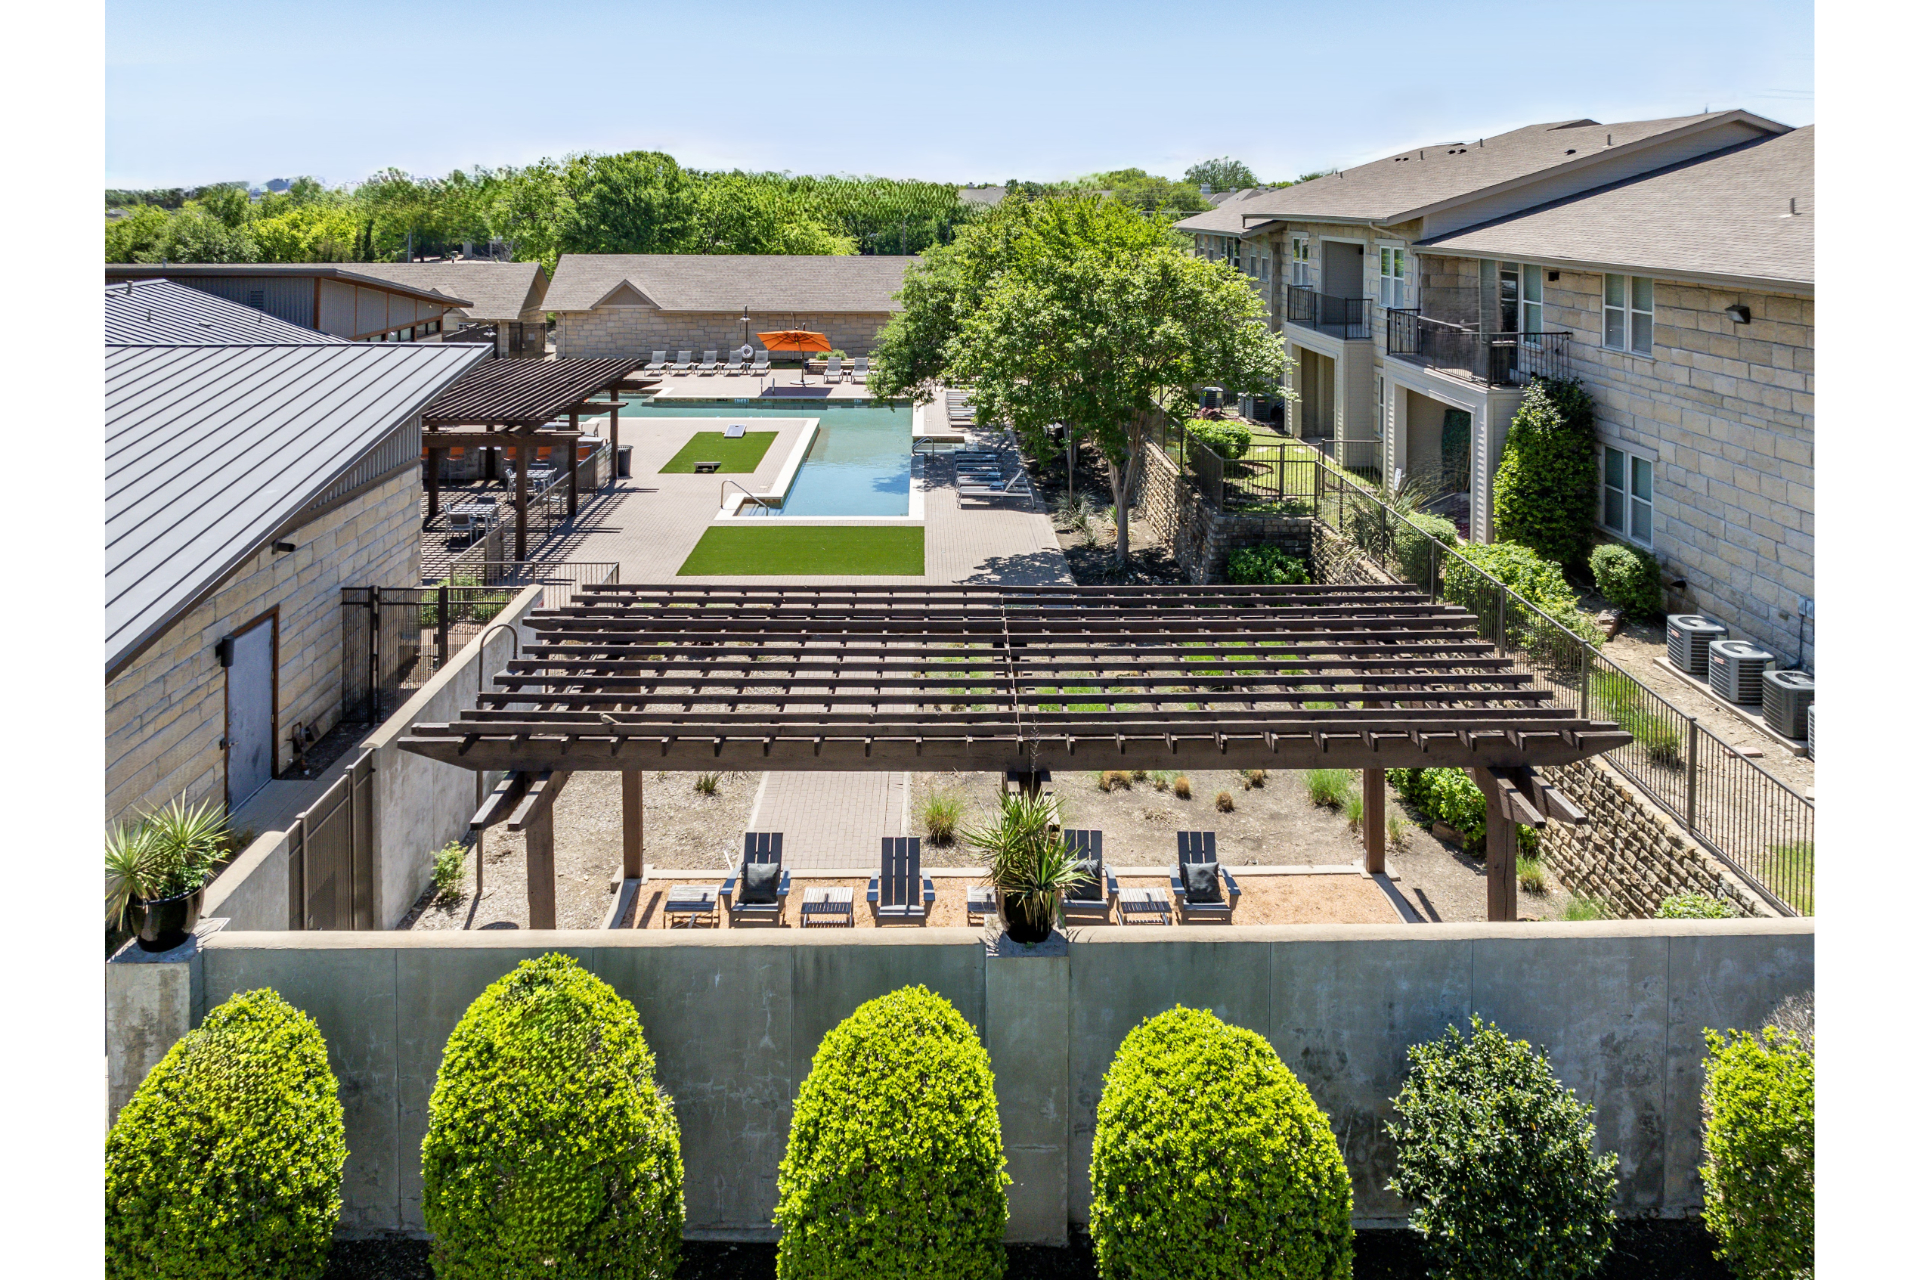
left=226, top=616, right=276, bottom=809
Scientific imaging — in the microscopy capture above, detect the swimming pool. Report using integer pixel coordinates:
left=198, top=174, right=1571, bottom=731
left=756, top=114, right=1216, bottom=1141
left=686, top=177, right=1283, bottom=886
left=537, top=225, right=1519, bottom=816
left=618, top=399, right=914, bottom=517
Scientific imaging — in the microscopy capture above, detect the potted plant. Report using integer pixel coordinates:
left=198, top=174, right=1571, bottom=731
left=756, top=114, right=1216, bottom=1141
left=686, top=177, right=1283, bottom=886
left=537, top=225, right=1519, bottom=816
left=106, top=798, right=230, bottom=951
left=964, top=792, right=1086, bottom=944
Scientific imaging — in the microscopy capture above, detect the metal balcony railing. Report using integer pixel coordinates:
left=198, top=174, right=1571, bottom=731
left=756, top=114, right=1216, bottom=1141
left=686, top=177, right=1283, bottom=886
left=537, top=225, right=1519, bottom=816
left=1385, top=308, right=1573, bottom=386
left=1285, top=285, right=1371, bottom=339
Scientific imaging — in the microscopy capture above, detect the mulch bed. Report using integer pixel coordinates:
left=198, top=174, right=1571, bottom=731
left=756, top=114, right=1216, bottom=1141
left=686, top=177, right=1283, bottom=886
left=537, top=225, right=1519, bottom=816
left=325, top=1221, right=1731, bottom=1279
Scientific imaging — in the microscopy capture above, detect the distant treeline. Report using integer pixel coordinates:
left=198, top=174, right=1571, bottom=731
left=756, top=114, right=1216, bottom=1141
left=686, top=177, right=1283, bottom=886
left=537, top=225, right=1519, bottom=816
left=104, top=153, right=1285, bottom=268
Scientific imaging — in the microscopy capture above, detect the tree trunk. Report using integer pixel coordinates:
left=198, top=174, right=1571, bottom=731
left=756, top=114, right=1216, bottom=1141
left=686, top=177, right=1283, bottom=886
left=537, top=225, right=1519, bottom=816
left=1108, top=456, right=1129, bottom=569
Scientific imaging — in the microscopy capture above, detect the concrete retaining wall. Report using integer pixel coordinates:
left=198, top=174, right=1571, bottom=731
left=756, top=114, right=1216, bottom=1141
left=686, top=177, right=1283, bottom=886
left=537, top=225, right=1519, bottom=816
left=110, top=920, right=1812, bottom=1237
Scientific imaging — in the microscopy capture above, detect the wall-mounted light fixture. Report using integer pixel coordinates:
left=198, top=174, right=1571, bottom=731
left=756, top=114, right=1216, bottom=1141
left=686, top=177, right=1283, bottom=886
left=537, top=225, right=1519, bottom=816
left=215, top=636, right=235, bottom=667
left=273, top=540, right=298, bottom=554
left=1725, top=304, right=1751, bottom=324
left=1547, top=271, right=1559, bottom=281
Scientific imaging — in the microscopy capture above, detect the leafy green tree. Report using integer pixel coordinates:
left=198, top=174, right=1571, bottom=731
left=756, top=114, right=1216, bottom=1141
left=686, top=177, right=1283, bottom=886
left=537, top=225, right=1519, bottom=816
left=557, top=150, right=697, bottom=255
left=157, top=203, right=258, bottom=262
left=1091, top=168, right=1210, bottom=215
left=1184, top=157, right=1260, bottom=190
left=253, top=203, right=363, bottom=262
left=688, top=173, right=855, bottom=255
left=873, top=195, right=1286, bottom=568
left=1492, top=377, right=1598, bottom=568
left=105, top=204, right=172, bottom=262
left=1700, top=1026, right=1813, bottom=1280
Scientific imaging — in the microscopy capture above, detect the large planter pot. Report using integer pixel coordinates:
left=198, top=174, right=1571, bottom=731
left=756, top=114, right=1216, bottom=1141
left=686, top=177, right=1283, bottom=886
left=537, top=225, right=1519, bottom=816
left=997, top=892, right=1054, bottom=945
left=129, top=884, right=205, bottom=952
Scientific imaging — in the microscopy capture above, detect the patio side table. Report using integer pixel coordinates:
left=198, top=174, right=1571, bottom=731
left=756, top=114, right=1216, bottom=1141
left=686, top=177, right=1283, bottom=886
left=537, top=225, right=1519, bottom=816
left=799, top=886, right=855, bottom=927
left=1116, top=887, right=1172, bottom=926
left=966, top=885, right=995, bottom=925
left=664, top=884, right=719, bottom=928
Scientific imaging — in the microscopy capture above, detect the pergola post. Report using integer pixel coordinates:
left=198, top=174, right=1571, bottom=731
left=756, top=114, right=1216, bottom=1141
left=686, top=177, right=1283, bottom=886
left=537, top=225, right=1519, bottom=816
left=1362, top=767, right=1386, bottom=874
left=1474, top=767, right=1518, bottom=922
left=622, top=770, right=644, bottom=879
left=608, top=400, right=621, bottom=479
left=425, top=444, right=442, bottom=522
left=525, top=805, right=556, bottom=929
left=567, top=411, right=579, bottom=518
left=513, top=434, right=529, bottom=561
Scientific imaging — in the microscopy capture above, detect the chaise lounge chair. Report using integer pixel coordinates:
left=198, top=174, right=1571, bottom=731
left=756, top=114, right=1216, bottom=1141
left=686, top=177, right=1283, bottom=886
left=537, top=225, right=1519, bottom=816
left=643, top=350, right=668, bottom=373
left=671, top=350, right=694, bottom=374
left=751, top=349, right=770, bottom=376
left=1169, top=830, right=1240, bottom=922
left=851, top=356, right=869, bottom=384
left=868, top=836, right=936, bottom=922
left=721, top=832, right=791, bottom=923
left=720, top=350, right=745, bottom=375
left=1060, top=829, right=1117, bottom=923
left=824, top=355, right=843, bottom=383
left=696, top=350, right=719, bottom=375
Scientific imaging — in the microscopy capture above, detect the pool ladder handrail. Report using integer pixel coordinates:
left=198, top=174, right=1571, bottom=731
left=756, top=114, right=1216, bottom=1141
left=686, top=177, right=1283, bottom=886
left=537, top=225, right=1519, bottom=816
left=721, top=478, right=777, bottom=515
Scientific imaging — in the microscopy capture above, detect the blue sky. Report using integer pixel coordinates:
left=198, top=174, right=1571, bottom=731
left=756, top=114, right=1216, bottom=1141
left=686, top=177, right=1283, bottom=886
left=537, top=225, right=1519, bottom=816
left=105, top=0, right=1813, bottom=190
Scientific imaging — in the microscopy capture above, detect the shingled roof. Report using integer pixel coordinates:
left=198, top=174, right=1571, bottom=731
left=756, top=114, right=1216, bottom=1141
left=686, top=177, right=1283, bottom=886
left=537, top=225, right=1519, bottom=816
left=348, top=261, right=549, bottom=322
left=544, top=254, right=917, bottom=313
left=105, top=279, right=346, bottom=345
left=1418, top=126, right=1814, bottom=291
left=1174, top=110, right=1788, bottom=233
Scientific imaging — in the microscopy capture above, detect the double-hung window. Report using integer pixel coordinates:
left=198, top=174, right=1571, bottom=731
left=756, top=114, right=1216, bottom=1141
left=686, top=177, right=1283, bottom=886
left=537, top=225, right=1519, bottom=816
left=1602, top=446, right=1654, bottom=544
left=1378, top=246, right=1406, bottom=308
left=1520, top=264, right=1543, bottom=341
left=1291, top=236, right=1311, bottom=286
left=1604, top=274, right=1654, bottom=355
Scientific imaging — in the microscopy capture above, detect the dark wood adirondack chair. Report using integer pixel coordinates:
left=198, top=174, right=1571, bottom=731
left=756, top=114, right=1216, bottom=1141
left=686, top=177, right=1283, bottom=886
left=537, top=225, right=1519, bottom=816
left=1169, top=830, right=1240, bottom=921
left=721, top=832, right=790, bottom=921
left=867, top=837, right=936, bottom=922
left=1060, top=829, right=1117, bottom=922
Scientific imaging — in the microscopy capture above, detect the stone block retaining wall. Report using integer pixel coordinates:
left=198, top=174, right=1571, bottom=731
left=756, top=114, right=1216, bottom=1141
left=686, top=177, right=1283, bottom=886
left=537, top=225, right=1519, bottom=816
left=1135, top=443, right=1311, bottom=582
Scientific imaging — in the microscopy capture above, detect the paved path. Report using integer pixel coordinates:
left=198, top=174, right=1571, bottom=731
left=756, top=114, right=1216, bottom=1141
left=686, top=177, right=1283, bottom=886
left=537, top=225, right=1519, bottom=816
left=747, top=771, right=909, bottom=869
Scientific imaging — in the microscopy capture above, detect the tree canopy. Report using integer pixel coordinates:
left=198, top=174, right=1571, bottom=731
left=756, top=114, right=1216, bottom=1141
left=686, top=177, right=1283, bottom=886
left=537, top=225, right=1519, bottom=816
left=1184, top=157, right=1260, bottom=191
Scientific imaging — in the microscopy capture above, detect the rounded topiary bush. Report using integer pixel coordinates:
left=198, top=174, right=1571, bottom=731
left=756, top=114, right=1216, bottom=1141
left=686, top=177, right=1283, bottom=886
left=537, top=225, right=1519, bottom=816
left=1090, top=1006, right=1353, bottom=1280
left=1387, top=1016, right=1617, bottom=1280
left=775, top=985, right=1008, bottom=1280
left=105, top=988, right=345, bottom=1280
left=1492, top=376, right=1597, bottom=568
left=1589, top=542, right=1664, bottom=620
left=421, top=953, right=683, bottom=1280
left=1700, top=1026, right=1813, bottom=1280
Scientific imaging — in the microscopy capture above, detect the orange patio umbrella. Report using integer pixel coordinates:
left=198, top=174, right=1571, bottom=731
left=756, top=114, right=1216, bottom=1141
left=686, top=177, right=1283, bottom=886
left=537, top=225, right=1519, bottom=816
left=758, top=329, right=833, bottom=386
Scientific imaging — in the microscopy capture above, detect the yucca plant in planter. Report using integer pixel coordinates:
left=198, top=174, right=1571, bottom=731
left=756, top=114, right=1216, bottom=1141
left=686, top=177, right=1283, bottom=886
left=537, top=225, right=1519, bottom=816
left=106, top=798, right=230, bottom=952
left=964, top=792, right=1085, bottom=944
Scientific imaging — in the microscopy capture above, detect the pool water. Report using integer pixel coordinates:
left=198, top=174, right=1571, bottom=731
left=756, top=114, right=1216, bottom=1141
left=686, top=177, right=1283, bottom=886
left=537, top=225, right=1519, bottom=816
left=619, top=399, right=913, bottom=516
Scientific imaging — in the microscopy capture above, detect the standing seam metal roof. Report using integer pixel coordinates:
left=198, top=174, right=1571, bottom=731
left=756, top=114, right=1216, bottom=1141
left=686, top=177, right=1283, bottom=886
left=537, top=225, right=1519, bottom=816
left=106, top=342, right=488, bottom=675
left=105, top=279, right=347, bottom=345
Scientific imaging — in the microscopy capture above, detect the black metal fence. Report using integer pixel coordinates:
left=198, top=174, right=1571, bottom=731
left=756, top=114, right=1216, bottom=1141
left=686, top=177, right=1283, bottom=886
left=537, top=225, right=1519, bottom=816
left=288, top=749, right=374, bottom=930
left=1285, top=286, right=1371, bottom=339
left=1149, top=418, right=1318, bottom=513
left=1316, top=465, right=1813, bottom=914
left=1385, top=309, right=1573, bottom=386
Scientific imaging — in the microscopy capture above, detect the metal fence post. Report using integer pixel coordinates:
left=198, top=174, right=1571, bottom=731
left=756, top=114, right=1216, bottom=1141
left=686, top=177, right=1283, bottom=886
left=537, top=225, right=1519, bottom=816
left=368, top=585, right=381, bottom=722
left=1579, top=646, right=1591, bottom=720
left=436, top=583, right=450, bottom=670
left=1685, top=717, right=1700, bottom=831
left=1495, top=589, right=1506, bottom=654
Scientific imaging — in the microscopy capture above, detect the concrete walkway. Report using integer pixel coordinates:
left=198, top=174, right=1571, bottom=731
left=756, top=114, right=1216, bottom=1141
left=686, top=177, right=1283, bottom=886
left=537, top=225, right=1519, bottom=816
left=747, top=771, right=909, bottom=869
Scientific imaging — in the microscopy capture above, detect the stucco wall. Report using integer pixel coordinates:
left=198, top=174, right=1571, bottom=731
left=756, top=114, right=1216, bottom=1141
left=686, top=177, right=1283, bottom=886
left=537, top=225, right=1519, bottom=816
left=555, top=307, right=893, bottom=360
left=105, top=469, right=422, bottom=831
left=127, top=920, right=1812, bottom=1236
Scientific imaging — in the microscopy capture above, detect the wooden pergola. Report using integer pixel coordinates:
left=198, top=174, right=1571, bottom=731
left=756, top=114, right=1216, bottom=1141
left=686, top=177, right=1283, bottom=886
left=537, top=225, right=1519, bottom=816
left=419, top=357, right=644, bottom=559
left=399, top=584, right=1632, bottom=925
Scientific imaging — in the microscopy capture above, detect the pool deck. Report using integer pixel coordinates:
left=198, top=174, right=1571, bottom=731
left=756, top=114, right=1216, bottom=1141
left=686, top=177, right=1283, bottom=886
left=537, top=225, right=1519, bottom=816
left=644, top=366, right=877, bottom=401
left=529, top=387, right=1070, bottom=587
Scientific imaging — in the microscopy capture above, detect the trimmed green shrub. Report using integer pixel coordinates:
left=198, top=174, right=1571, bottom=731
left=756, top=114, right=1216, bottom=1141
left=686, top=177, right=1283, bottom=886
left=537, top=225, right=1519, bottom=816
left=421, top=954, right=683, bottom=1280
left=105, top=989, right=345, bottom=1280
left=1589, top=542, right=1663, bottom=619
left=1090, top=1007, right=1353, bottom=1280
left=776, top=986, right=1008, bottom=1280
left=1656, top=891, right=1736, bottom=919
left=1700, top=1027, right=1813, bottom=1280
left=1445, top=539, right=1603, bottom=647
left=1185, top=417, right=1252, bottom=460
left=1387, top=1016, right=1617, bottom=1280
left=1392, top=511, right=1456, bottom=586
left=1226, top=544, right=1310, bottom=585
left=1492, top=377, right=1597, bottom=568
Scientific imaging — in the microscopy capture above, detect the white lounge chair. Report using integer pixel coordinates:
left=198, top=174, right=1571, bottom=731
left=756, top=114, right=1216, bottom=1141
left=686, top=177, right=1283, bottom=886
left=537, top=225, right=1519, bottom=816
left=671, top=350, right=693, bottom=373
left=751, top=349, right=770, bottom=376
left=643, top=350, right=668, bottom=373
left=697, top=350, right=719, bottom=375
left=824, top=356, right=843, bottom=383
left=721, top=351, right=745, bottom=375
left=852, top=356, right=869, bottom=383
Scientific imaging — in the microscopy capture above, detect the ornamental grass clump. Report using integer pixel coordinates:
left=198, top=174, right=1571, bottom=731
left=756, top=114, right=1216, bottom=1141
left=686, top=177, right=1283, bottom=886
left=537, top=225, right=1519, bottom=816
left=105, top=989, right=345, bottom=1280
left=1090, top=1007, right=1353, bottom=1280
left=421, top=954, right=683, bottom=1280
left=775, top=986, right=1008, bottom=1280
left=1700, top=1025, right=1813, bottom=1280
left=1387, top=1017, right=1617, bottom=1280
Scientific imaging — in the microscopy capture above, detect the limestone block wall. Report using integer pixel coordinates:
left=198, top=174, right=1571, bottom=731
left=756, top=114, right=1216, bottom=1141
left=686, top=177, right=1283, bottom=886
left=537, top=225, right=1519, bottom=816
left=106, top=469, right=421, bottom=831
left=555, top=307, right=893, bottom=360
left=1538, top=756, right=1775, bottom=918
left=1135, top=443, right=1312, bottom=582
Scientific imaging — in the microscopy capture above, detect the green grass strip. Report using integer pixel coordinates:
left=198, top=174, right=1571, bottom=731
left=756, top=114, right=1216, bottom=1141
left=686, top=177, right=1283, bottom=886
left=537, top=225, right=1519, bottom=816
left=677, top=525, right=925, bottom=576
left=658, top=431, right=778, bottom=473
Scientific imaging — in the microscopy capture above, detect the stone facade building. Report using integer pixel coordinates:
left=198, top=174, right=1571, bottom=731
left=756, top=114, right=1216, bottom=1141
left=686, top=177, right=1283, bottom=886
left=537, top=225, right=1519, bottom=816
left=105, top=281, right=484, bottom=830
left=545, top=254, right=915, bottom=360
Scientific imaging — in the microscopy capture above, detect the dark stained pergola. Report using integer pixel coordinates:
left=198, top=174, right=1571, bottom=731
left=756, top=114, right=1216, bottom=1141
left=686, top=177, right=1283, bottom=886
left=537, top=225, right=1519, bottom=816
left=418, top=357, right=645, bottom=558
left=401, top=584, right=1630, bottom=924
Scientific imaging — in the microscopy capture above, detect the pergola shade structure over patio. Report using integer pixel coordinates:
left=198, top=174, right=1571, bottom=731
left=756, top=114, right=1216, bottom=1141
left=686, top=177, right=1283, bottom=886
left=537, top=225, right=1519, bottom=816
left=401, top=584, right=1632, bottom=922
left=417, top=356, right=645, bottom=557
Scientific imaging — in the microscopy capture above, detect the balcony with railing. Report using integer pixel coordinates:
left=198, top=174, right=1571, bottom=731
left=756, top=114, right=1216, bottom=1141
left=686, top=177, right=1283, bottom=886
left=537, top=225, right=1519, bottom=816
left=1285, top=285, right=1370, bottom=340
left=1385, top=308, right=1572, bottom=387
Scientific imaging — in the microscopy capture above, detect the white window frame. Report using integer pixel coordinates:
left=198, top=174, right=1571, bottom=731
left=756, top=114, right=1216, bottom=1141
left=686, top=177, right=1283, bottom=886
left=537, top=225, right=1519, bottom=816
left=1601, top=445, right=1655, bottom=545
left=1377, top=245, right=1406, bottom=309
left=1291, top=236, right=1311, bottom=286
left=1520, top=264, right=1543, bottom=343
left=1603, top=273, right=1654, bottom=356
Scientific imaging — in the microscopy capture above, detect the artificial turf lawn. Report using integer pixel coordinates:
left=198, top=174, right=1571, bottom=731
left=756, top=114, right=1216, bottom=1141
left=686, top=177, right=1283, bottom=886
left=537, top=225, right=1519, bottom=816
left=658, top=431, right=778, bottom=473
left=677, top=525, right=924, bottom=576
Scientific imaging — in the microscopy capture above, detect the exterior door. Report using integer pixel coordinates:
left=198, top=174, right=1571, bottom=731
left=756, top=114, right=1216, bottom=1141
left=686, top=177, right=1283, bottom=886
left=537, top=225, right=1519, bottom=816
left=226, top=615, right=276, bottom=810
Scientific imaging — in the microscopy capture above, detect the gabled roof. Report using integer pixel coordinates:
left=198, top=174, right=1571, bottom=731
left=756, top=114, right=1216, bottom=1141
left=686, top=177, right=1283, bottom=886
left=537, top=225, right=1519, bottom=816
left=1418, top=126, right=1814, bottom=291
left=544, top=254, right=918, bottom=314
left=1174, top=111, right=1789, bottom=233
left=346, top=261, right=549, bottom=322
left=105, top=278, right=346, bottom=345
left=1174, top=188, right=1283, bottom=236
left=103, top=262, right=471, bottom=309
left=106, top=342, right=487, bottom=677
